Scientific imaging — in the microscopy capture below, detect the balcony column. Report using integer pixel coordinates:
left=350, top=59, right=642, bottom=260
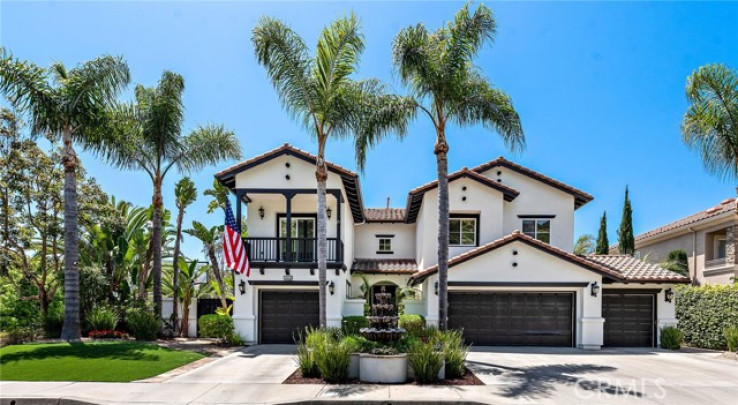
left=285, top=193, right=294, bottom=262
left=235, top=191, right=244, bottom=234
left=336, top=193, right=342, bottom=262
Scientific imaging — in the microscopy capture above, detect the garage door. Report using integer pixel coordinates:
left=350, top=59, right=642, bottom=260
left=603, top=293, right=654, bottom=347
left=448, top=292, right=574, bottom=346
left=259, top=291, right=319, bottom=344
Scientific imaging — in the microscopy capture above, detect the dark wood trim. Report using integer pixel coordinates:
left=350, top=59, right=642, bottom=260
left=249, top=280, right=320, bottom=286
left=375, top=234, right=395, bottom=238
left=448, top=281, right=590, bottom=288
left=518, top=214, right=556, bottom=219
left=252, top=262, right=344, bottom=270
left=376, top=251, right=394, bottom=255
left=603, top=289, right=662, bottom=295
left=450, top=213, right=481, bottom=247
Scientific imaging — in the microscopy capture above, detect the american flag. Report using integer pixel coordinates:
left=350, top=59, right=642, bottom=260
left=223, top=200, right=249, bottom=276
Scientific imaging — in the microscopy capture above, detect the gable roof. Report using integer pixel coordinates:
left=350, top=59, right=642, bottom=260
left=404, top=168, right=520, bottom=223
left=584, top=255, right=690, bottom=283
left=352, top=258, right=417, bottom=274
left=364, top=208, right=406, bottom=223
left=409, top=231, right=624, bottom=284
left=472, top=157, right=593, bottom=209
left=214, top=144, right=365, bottom=223
left=631, top=197, right=737, bottom=245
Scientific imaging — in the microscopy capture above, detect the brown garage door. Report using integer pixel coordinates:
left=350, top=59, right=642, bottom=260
left=603, top=293, right=655, bottom=347
left=260, top=290, right=319, bottom=344
left=449, top=292, right=574, bottom=346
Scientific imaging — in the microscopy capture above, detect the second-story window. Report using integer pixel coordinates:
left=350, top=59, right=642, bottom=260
left=378, top=238, right=392, bottom=253
left=522, top=219, right=551, bottom=243
left=450, top=215, right=478, bottom=247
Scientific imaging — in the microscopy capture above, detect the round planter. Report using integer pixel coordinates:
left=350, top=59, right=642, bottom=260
left=359, top=353, right=407, bottom=383
left=348, top=353, right=361, bottom=379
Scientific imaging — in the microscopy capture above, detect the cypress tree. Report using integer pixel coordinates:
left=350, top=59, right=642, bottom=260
left=617, top=186, right=635, bottom=255
left=595, top=211, right=609, bottom=254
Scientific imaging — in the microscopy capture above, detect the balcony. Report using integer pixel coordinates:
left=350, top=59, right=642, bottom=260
left=244, top=237, right=344, bottom=269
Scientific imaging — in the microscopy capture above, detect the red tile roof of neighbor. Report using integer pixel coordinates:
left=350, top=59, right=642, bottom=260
left=584, top=255, right=690, bottom=283
left=632, top=197, right=738, bottom=243
left=351, top=258, right=418, bottom=274
left=364, top=208, right=407, bottom=222
left=471, top=156, right=594, bottom=209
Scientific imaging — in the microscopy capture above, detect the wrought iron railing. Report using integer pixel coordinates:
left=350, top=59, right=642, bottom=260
left=244, top=237, right=342, bottom=263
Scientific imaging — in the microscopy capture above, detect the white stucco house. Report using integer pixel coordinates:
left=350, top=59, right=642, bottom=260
left=214, top=144, right=689, bottom=349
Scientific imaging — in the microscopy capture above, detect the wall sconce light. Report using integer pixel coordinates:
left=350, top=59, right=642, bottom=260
left=326, top=207, right=332, bottom=219
left=258, top=206, right=265, bottom=219
left=328, top=280, right=335, bottom=295
left=238, top=279, right=246, bottom=295
left=590, top=281, right=600, bottom=297
left=434, top=281, right=439, bottom=296
left=665, top=288, right=674, bottom=303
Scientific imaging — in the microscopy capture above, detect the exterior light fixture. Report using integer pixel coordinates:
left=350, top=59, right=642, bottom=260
left=238, top=279, right=246, bottom=295
left=665, top=288, right=674, bottom=303
left=326, top=207, right=332, bottom=219
left=258, top=206, right=265, bottom=219
left=434, top=281, right=439, bottom=296
left=590, top=281, right=600, bottom=297
left=328, top=280, right=335, bottom=295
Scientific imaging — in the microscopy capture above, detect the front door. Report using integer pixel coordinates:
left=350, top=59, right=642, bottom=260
left=279, top=216, right=315, bottom=261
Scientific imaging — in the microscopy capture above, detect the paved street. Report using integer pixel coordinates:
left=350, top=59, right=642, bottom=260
left=1, top=345, right=737, bottom=404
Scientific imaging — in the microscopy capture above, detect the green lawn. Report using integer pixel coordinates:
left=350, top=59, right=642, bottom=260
left=0, top=342, right=205, bottom=382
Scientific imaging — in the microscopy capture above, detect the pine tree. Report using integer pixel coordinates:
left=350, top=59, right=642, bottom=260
left=595, top=211, right=609, bottom=254
left=617, top=186, right=635, bottom=255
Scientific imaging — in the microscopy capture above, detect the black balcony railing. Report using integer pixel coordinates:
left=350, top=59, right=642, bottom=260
left=244, top=237, right=343, bottom=264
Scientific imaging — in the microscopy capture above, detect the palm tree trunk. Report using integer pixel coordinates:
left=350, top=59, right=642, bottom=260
left=60, top=127, right=81, bottom=341
left=435, top=132, right=450, bottom=331
left=171, top=208, right=185, bottom=334
left=152, top=179, right=164, bottom=319
left=207, top=248, right=228, bottom=310
left=181, top=293, right=190, bottom=337
left=316, top=157, right=328, bottom=328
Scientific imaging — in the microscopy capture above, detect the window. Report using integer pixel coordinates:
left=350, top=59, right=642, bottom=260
left=378, top=238, right=392, bottom=253
left=522, top=219, right=551, bottom=243
left=717, top=238, right=727, bottom=259
left=450, top=216, right=478, bottom=246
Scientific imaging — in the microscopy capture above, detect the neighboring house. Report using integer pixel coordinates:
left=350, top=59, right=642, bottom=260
left=620, top=198, right=737, bottom=285
left=215, top=144, right=688, bottom=349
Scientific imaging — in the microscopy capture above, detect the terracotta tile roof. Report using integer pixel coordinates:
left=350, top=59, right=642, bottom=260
left=410, top=231, right=624, bottom=283
left=633, top=197, right=737, bottom=243
left=352, top=258, right=418, bottom=274
left=215, top=143, right=357, bottom=178
left=364, top=208, right=407, bottom=223
left=584, top=255, right=690, bottom=283
left=471, top=157, right=593, bottom=209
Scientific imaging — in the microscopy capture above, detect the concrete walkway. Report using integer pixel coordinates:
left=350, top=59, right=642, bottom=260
left=2, top=346, right=737, bottom=404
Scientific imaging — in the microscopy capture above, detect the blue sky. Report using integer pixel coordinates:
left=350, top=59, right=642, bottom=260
left=2, top=1, right=736, bottom=259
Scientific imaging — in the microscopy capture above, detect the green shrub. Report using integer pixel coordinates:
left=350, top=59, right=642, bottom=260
left=314, top=337, right=351, bottom=383
left=725, top=326, right=738, bottom=352
left=3, top=326, right=40, bottom=345
left=407, top=340, right=444, bottom=384
left=431, top=329, right=468, bottom=378
left=341, top=316, right=369, bottom=336
left=675, top=284, right=738, bottom=350
left=341, top=335, right=363, bottom=353
left=390, top=334, right=421, bottom=353
left=43, top=309, right=64, bottom=339
left=127, top=309, right=159, bottom=341
left=297, top=342, right=319, bottom=377
left=87, top=306, right=119, bottom=332
left=398, top=314, right=425, bottom=337
left=198, top=314, right=235, bottom=339
left=660, top=326, right=683, bottom=350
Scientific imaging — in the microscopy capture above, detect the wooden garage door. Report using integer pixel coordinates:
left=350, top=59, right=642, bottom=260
left=603, top=293, right=655, bottom=347
left=259, top=291, right=319, bottom=344
left=448, top=292, right=574, bottom=346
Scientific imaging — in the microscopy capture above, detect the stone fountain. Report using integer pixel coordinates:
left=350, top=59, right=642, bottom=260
left=358, top=286, right=407, bottom=383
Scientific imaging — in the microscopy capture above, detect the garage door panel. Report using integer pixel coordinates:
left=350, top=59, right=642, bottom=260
left=449, top=292, right=574, bottom=347
left=260, top=291, right=319, bottom=344
left=603, top=294, right=654, bottom=347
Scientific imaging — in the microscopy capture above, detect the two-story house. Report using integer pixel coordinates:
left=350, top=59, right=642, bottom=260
left=215, top=144, right=688, bottom=349
left=625, top=198, right=737, bottom=285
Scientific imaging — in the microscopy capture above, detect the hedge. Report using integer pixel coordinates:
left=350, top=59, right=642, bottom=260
left=199, top=314, right=235, bottom=339
left=398, top=314, right=425, bottom=337
left=676, top=284, right=738, bottom=350
left=341, top=316, right=369, bottom=335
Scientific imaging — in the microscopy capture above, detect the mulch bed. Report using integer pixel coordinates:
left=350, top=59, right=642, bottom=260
left=284, top=367, right=484, bottom=385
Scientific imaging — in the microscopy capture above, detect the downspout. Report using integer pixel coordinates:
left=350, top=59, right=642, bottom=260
left=688, top=227, right=697, bottom=285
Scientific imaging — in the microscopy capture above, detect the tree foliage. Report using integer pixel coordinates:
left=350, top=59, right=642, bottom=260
left=617, top=186, right=635, bottom=255
left=595, top=211, right=609, bottom=255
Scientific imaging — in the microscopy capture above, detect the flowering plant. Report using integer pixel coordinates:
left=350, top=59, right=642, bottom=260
left=89, top=330, right=129, bottom=339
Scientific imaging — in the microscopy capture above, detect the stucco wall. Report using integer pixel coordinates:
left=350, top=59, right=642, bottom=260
left=354, top=223, right=416, bottom=259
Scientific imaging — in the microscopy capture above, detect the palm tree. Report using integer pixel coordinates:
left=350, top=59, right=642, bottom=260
left=171, top=177, right=197, bottom=334
left=682, top=63, right=738, bottom=182
left=184, top=221, right=229, bottom=311
left=574, top=234, right=595, bottom=255
left=252, top=14, right=414, bottom=326
left=392, top=4, right=525, bottom=329
left=0, top=49, right=130, bottom=340
left=164, top=257, right=212, bottom=337
left=94, top=71, right=241, bottom=317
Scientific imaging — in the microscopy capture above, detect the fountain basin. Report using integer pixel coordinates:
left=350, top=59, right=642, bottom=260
left=359, top=353, right=407, bottom=383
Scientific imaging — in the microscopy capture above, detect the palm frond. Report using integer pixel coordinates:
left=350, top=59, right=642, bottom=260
left=169, top=124, right=242, bottom=175
left=314, top=13, right=364, bottom=105
left=441, top=3, right=496, bottom=80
